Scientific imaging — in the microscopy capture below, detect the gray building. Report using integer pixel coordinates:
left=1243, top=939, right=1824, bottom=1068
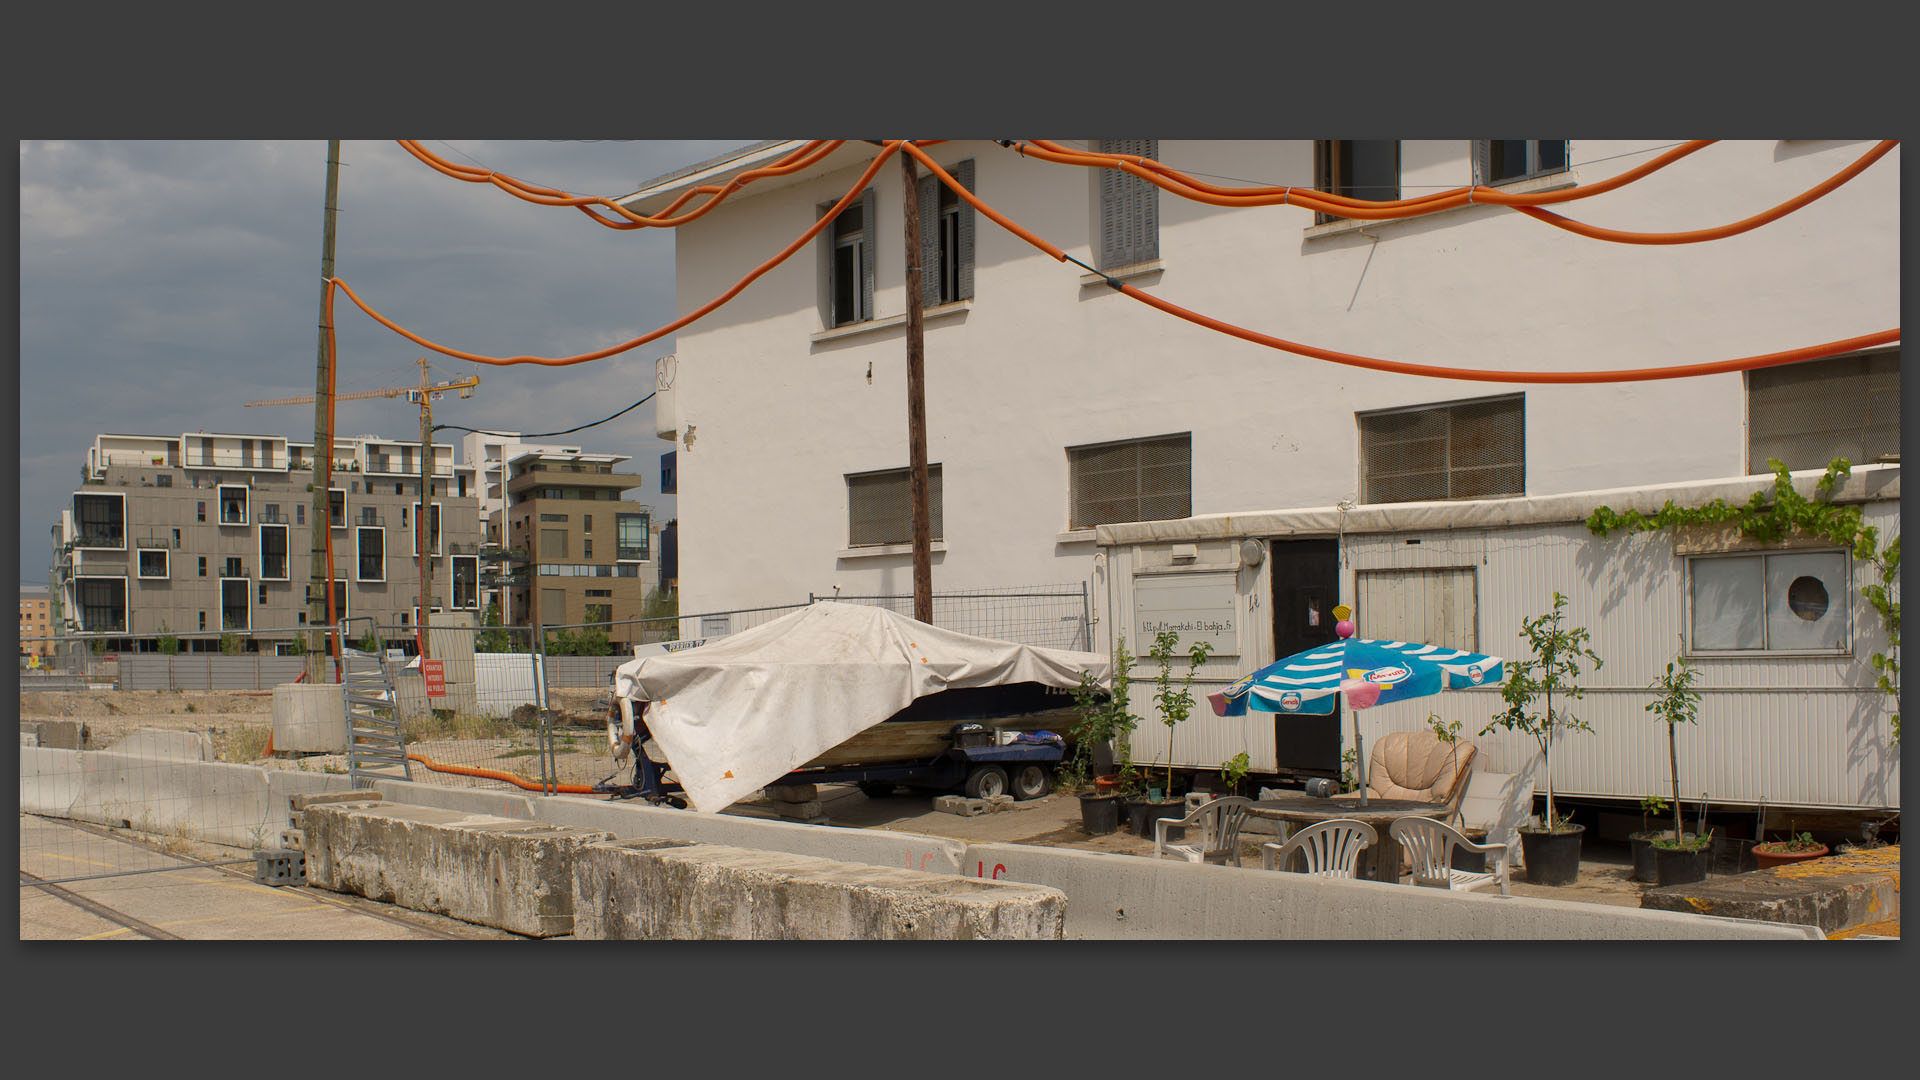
left=52, top=431, right=482, bottom=652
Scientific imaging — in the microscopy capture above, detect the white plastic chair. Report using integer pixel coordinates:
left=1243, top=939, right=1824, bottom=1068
left=1260, top=818, right=1378, bottom=879
left=1454, top=752, right=1540, bottom=869
left=1154, top=796, right=1255, bottom=866
left=1390, top=817, right=1514, bottom=897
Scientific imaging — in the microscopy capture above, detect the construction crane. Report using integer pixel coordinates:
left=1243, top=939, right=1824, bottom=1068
left=247, top=359, right=480, bottom=658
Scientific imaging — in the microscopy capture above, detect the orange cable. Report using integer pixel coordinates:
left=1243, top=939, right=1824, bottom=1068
left=405, top=752, right=600, bottom=795
left=902, top=142, right=1899, bottom=383
left=327, top=141, right=907, bottom=366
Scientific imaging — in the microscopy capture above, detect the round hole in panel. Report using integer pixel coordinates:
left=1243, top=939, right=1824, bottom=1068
left=1787, top=575, right=1829, bottom=621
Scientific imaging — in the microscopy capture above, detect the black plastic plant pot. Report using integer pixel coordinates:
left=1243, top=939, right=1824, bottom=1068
left=1653, top=842, right=1712, bottom=886
left=1127, top=798, right=1186, bottom=840
left=1079, top=792, right=1121, bottom=835
left=1520, top=824, right=1585, bottom=886
left=1630, top=830, right=1703, bottom=883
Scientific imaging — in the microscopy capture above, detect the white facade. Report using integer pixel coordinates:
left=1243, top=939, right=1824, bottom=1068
left=621, top=139, right=1899, bottom=809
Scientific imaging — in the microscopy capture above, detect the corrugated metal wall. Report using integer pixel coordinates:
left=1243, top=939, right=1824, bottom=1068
left=1102, top=499, right=1900, bottom=810
left=119, top=655, right=309, bottom=690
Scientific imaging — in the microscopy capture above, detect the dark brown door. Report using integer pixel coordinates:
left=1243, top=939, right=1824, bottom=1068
left=1270, top=538, right=1340, bottom=777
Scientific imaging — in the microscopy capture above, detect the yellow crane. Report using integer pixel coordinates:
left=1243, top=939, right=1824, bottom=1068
left=246, top=359, right=479, bottom=658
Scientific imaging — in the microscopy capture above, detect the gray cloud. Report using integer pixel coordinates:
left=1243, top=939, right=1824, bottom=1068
left=20, top=138, right=743, bottom=583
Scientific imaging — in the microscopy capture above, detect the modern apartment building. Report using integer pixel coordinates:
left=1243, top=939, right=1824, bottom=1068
left=461, top=430, right=590, bottom=618
left=503, top=448, right=656, bottom=648
left=51, top=431, right=482, bottom=652
left=18, top=584, right=54, bottom=660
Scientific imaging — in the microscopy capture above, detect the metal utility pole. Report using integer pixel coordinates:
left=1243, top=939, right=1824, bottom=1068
left=901, top=151, right=933, bottom=624
left=308, top=140, right=341, bottom=680
left=416, top=358, right=435, bottom=660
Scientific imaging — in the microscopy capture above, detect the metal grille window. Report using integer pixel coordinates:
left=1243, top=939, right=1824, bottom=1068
left=1097, top=139, right=1159, bottom=269
left=1068, top=434, right=1191, bottom=529
left=848, top=465, right=944, bottom=546
left=917, top=159, right=975, bottom=304
left=1360, top=396, right=1525, bottom=504
left=75, top=493, right=124, bottom=547
left=1748, top=349, right=1900, bottom=472
left=77, top=578, right=126, bottom=632
left=1689, top=550, right=1850, bottom=653
left=1472, top=140, right=1569, bottom=185
left=1314, top=140, right=1401, bottom=224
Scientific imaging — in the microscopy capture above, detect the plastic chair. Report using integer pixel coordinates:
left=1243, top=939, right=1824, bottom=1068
left=1389, top=817, right=1513, bottom=897
left=1454, top=753, right=1540, bottom=870
left=1259, top=818, right=1378, bottom=879
left=1154, top=796, right=1255, bottom=866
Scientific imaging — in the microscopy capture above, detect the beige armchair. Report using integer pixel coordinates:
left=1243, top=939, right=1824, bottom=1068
left=1333, top=730, right=1478, bottom=824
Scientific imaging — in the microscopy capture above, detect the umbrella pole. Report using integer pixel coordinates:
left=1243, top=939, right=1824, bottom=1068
left=1354, top=717, right=1367, bottom=808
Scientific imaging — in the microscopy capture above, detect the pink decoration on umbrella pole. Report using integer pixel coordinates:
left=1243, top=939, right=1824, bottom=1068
left=1341, top=678, right=1382, bottom=709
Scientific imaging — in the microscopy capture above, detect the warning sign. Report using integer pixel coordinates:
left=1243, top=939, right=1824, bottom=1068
left=421, top=659, right=446, bottom=698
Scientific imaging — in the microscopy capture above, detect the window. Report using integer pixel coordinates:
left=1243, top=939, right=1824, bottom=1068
left=199, top=611, right=207, bottom=631
left=172, top=528, right=180, bottom=543
left=584, top=604, right=611, bottom=626
left=359, top=506, right=379, bottom=527
left=1748, top=349, right=1900, bottom=473
left=410, top=502, right=442, bottom=556
left=822, top=190, right=877, bottom=328
left=219, top=578, right=250, bottom=632
left=586, top=588, right=612, bottom=598
left=1690, top=550, right=1851, bottom=653
left=198, top=556, right=207, bottom=578
left=542, top=487, right=562, bottom=499
left=225, top=557, right=244, bottom=577
left=458, top=473, right=468, bottom=498
left=1096, top=140, right=1158, bottom=270
left=77, top=578, right=128, bottom=632
left=1355, top=568, right=1479, bottom=652
left=452, top=555, right=478, bottom=609
left=582, top=515, right=592, bottom=533
left=357, top=527, right=385, bottom=582
left=540, top=513, right=568, bottom=523
left=540, top=588, right=566, bottom=626
left=917, top=159, right=975, bottom=304
left=583, top=539, right=593, bottom=560
left=260, top=525, right=289, bottom=580
left=328, top=488, right=346, bottom=530
left=1473, top=140, right=1569, bottom=186
left=296, top=504, right=305, bottom=525
left=197, top=501, right=206, bottom=522
left=74, top=492, right=125, bottom=548
left=539, top=527, right=569, bottom=559
left=258, top=582, right=269, bottom=605
left=218, top=484, right=249, bottom=525
left=261, top=503, right=282, bottom=524
left=156, top=474, right=172, bottom=488
left=1067, top=434, right=1190, bottom=529
left=616, top=512, right=650, bottom=562
left=1360, top=395, right=1524, bottom=504
left=137, top=549, right=169, bottom=580
left=847, top=466, right=943, bottom=546
left=1314, top=140, right=1401, bottom=224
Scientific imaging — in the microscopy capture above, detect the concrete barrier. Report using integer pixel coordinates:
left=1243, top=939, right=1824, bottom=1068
left=572, top=838, right=1067, bottom=940
left=271, top=684, right=347, bottom=753
left=300, top=802, right=614, bottom=937
left=1641, top=847, right=1900, bottom=935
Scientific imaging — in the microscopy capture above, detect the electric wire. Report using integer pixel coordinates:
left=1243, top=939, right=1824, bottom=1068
left=902, top=142, right=1899, bottom=384
left=433, top=391, right=656, bottom=439
left=1130, top=140, right=1697, bottom=194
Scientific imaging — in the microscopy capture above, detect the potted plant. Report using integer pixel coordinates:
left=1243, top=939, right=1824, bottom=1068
left=1753, top=831, right=1830, bottom=869
left=1628, top=795, right=1676, bottom=883
left=1066, top=636, right=1138, bottom=836
left=1479, top=591, right=1602, bottom=886
left=1216, top=751, right=1252, bottom=798
left=1130, top=630, right=1214, bottom=838
left=1644, top=647, right=1713, bottom=884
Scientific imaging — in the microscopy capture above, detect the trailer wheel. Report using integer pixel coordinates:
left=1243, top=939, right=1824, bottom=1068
left=857, top=781, right=896, bottom=799
left=964, top=765, right=1008, bottom=800
left=1009, top=764, right=1050, bottom=801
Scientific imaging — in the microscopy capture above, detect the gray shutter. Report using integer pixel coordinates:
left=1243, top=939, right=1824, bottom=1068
left=1098, top=139, right=1157, bottom=268
left=918, top=172, right=940, bottom=309
left=955, top=158, right=975, bottom=301
left=1134, top=140, right=1158, bottom=263
left=1471, top=139, right=1490, bottom=186
left=1097, top=140, right=1125, bottom=269
left=816, top=202, right=834, bottom=327
left=860, top=188, right=876, bottom=323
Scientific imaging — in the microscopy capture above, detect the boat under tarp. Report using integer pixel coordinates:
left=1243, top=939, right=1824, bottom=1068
left=610, top=601, right=1109, bottom=813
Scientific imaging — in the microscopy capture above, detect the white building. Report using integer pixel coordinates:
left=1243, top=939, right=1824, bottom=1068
left=618, top=140, right=1900, bottom=816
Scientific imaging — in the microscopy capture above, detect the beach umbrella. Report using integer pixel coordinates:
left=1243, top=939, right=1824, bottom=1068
left=1208, top=605, right=1504, bottom=805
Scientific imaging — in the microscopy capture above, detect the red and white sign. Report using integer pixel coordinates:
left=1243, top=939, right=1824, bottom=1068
left=421, top=659, right=446, bottom=698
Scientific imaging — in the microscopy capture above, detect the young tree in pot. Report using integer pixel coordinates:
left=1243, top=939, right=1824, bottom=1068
left=1136, top=631, right=1213, bottom=836
left=1066, top=636, right=1138, bottom=836
left=1645, top=647, right=1713, bottom=884
left=1479, top=592, right=1602, bottom=886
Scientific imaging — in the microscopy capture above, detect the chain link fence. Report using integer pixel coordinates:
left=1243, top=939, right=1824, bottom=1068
left=816, top=584, right=1092, bottom=651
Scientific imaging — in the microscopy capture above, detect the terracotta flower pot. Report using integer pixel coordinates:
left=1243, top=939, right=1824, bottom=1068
left=1752, top=842, right=1830, bottom=870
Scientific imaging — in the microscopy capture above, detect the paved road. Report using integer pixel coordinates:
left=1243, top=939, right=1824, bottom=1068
left=20, top=815, right=519, bottom=940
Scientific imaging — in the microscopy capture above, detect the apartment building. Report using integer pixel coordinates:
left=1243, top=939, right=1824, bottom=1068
left=616, top=139, right=1900, bottom=811
left=51, top=431, right=482, bottom=652
left=460, top=430, right=591, bottom=618
left=503, top=448, right=657, bottom=649
left=18, top=584, right=54, bottom=660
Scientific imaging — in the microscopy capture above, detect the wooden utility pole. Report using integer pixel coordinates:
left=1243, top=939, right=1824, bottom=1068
left=901, top=151, right=933, bottom=624
left=307, top=140, right=341, bottom=680
left=416, top=358, right=435, bottom=659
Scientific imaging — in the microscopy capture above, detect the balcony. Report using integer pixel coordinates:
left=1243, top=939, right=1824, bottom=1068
left=135, top=535, right=178, bottom=549
left=75, top=531, right=125, bottom=549
left=257, top=509, right=290, bottom=524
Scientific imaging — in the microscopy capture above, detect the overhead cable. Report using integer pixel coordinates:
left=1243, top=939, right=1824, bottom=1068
left=434, top=391, right=656, bottom=439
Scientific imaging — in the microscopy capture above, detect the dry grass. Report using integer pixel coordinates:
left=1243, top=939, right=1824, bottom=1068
left=213, top=725, right=272, bottom=762
left=402, top=710, right=517, bottom=743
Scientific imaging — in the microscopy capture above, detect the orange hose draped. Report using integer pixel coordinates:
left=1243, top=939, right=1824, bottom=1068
left=405, top=752, right=600, bottom=795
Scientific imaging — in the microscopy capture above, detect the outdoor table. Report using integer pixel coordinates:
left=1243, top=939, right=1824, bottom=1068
left=1250, top=793, right=1453, bottom=883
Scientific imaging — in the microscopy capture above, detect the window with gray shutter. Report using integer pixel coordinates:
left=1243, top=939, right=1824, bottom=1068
left=1096, top=139, right=1159, bottom=270
left=1314, top=140, right=1401, bottom=224
left=820, top=188, right=878, bottom=327
left=1359, top=395, right=1525, bottom=504
left=847, top=465, right=944, bottom=546
left=1748, top=349, right=1901, bottom=472
left=918, top=159, right=975, bottom=306
left=1067, top=434, right=1191, bottom=528
left=1472, top=140, right=1569, bottom=186
left=539, top=527, right=568, bottom=559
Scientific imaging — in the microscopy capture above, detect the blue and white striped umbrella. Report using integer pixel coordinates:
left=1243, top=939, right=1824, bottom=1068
left=1209, top=638, right=1505, bottom=718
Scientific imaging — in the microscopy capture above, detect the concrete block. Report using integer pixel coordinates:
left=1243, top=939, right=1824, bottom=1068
left=289, top=790, right=385, bottom=812
left=105, top=728, right=212, bottom=760
left=31, top=719, right=89, bottom=750
left=767, top=784, right=818, bottom=803
left=300, top=802, right=613, bottom=937
left=272, top=684, right=348, bottom=753
left=1640, top=847, right=1900, bottom=935
left=572, top=839, right=1068, bottom=940
left=370, top=778, right=536, bottom=821
left=983, top=795, right=1016, bottom=812
left=934, top=796, right=986, bottom=817
left=20, top=731, right=39, bottom=748
left=772, top=800, right=826, bottom=820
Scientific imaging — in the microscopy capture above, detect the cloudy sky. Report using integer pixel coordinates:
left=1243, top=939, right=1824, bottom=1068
left=18, top=139, right=747, bottom=585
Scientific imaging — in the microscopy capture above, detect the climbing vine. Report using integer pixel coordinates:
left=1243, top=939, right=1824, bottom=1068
left=1586, top=458, right=1900, bottom=745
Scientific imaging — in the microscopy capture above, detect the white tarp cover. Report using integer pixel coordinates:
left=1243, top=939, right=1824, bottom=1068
left=611, top=602, right=1110, bottom=813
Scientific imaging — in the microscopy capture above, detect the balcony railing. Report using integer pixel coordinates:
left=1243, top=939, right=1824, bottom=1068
left=257, top=509, right=290, bottom=524
left=135, top=535, right=178, bottom=549
left=449, top=541, right=481, bottom=556
left=75, top=531, right=125, bottom=548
